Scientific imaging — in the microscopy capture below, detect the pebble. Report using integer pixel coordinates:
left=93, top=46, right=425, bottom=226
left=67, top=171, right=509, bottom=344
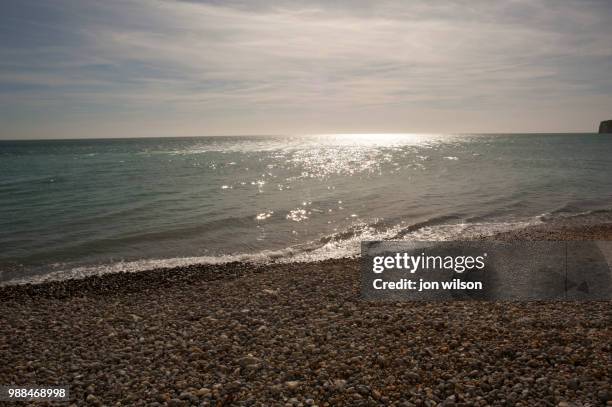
left=332, top=379, right=347, bottom=390
left=286, top=381, right=301, bottom=391
left=0, top=255, right=609, bottom=405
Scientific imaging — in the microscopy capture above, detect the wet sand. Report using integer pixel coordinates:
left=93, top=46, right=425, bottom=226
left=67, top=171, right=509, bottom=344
left=1, top=223, right=611, bottom=406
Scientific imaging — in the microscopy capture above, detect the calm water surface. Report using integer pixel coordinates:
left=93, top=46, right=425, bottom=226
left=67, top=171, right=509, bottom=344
left=2, top=133, right=612, bottom=283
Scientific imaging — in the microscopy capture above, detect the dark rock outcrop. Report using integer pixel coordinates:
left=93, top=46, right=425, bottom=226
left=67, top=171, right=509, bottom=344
left=599, top=120, right=612, bottom=134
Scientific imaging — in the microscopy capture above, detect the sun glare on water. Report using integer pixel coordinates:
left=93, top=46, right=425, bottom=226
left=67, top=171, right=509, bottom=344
left=309, top=133, right=442, bottom=147
left=283, top=133, right=442, bottom=179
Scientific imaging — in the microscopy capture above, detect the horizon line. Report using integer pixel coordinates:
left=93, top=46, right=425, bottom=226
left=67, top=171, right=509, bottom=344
left=0, top=131, right=603, bottom=142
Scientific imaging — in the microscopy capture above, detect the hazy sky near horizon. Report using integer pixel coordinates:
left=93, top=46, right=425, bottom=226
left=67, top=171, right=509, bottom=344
left=1, top=0, right=612, bottom=139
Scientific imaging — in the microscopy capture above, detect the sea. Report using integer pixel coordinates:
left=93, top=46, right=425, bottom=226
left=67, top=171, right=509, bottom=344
left=2, top=133, right=612, bottom=284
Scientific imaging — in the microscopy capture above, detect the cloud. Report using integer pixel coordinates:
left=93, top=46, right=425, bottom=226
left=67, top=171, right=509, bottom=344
left=1, top=0, right=612, bottom=137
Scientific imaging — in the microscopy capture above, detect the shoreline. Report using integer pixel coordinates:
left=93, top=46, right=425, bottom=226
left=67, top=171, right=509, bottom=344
left=3, top=220, right=612, bottom=297
left=1, top=222, right=611, bottom=405
left=489, top=220, right=612, bottom=241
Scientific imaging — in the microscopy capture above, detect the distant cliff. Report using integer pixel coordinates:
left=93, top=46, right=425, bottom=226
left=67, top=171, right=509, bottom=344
left=599, top=120, right=612, bottom=134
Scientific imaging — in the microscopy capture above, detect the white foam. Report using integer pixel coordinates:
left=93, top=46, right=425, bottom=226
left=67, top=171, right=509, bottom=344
left=1, top=253, right=273, bottom=286
left=404, top=219, right=542, bottom=241
left=1, top=217, right=543, bottom=286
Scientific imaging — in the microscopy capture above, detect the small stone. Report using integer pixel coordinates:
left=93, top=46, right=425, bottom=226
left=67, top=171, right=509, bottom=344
left=567, top=378, right=579, bottom=390
left=406, top=372, right=421, bottom=382
left=238, top=355, right=261, bottom=367
left=515, top=317, right=532, bottom=325
left=355, top=385, right=370, bottom=395
left=269, top=384, right=283, bottom=394
left=167, top=399, right=184, bottom=407
left=285, top=381, right=300, bottom=391
left=86, top=394, right=101, bottom=406
left=195, top=388, right=211, bottom=397
left=304, top=344, right=317, bottom=353
left=179, top=392, right=192, bottom=400
left=129, top=313, right=142, bottom=322
left=332, top=379, right=347, bottom=390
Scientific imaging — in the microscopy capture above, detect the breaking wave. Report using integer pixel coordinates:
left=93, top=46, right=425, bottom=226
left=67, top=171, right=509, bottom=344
left=1, top=216, right=543, bottom=286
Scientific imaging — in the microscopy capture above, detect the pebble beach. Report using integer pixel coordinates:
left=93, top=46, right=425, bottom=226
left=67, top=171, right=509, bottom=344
left=1, top=224, right=611, bottom=406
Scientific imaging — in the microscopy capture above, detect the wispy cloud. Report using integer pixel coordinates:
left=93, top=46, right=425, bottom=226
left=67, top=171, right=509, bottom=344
left=1, top=0, right=612, bottom=138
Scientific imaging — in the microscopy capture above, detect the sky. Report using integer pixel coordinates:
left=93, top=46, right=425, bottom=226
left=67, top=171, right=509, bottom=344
left=1, top=0, right=612, bottom=139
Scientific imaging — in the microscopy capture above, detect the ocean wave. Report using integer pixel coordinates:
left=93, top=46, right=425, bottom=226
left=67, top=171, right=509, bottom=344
left=539, top=205, right=612, bottom=222
left=1, top=216, right=544, bottom=286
